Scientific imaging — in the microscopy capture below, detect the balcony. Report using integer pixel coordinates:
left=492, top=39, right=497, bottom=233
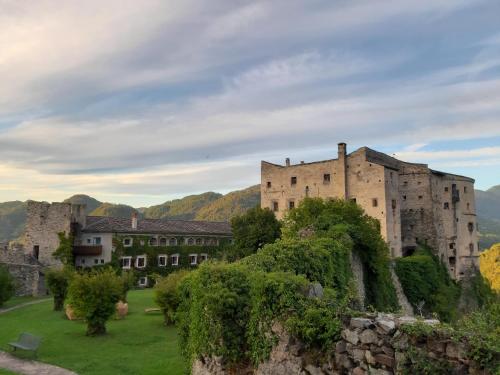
left=73, top=245, right=103, bottom=256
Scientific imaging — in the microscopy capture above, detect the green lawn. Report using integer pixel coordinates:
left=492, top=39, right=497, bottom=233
left=0, top=295, right=50, bottom=310
left=0, top=290, right=185, bottom=375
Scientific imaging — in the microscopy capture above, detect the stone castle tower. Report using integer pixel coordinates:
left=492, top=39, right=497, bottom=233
left=261, top=143, right=479, bottom=279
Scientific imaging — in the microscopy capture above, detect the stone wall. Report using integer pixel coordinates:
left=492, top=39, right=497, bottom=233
left=193, top=315, right=485, bottom=375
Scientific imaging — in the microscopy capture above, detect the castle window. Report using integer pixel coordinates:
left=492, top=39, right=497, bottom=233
left=467, top=203, right=470, bottom=210
left=464, top=186, right=467, bottom=193
left=158, top=255, right=167, bottom=267
left=402, top=195, right=406, bottom=200
left=189, top=254, right=198, bottom=266
left=135, top=255, right=147, bottom=269
left=350, top=198, right=357, bottom=203
left=392, top=199, right=397, bottom=209
left=444, top=186, right=449, bottom=192
left=94, top=259, right=98, bottom=265
left=171, top=254, right=179, bottom=266
left=200, top=253, right=208, bottom=263
left=123, top=238, right=133, bottom=247
left=100, top=259, right=104, bottom=264
left=305, top=186, right=309, bottom=197
left=138, top=277, right=148, bottom=287
left=449, top=243, right=455, bottom=249
left=149, top=237, right=157, bottom=246
left=444, top=202, right=449, bottom=209
left=468, top=222, right=474, bottom=232
left=418, top=195, right=423, bottom=200
left=186, top=238, right=194, bottom=246
left=169, top=238, right=177, bottom=246
left=272, top=201, right=279, bottom=212
left=289, top=200, right=295, bottom=210
left=121, top=256, right=132, bottom=269
left=469, top=243, right=474, bottom=254
left=159, top=237, right=167, bottom=246
left=403, top=181, right=408, bottom=186
left=323, top=174, right=331, bottom=183
left=33, top=245, right=39, bottom=260
left=449, top=256, right=456, bottom=266
left=291, top=176, right=297, bottom=185
left=87, top=238, right=91, bottom=244
left=195, top=238, right=203, bottom=246
left=267, top=181, right=272, bottom=188
left=93, top=237, right=101, bottom=245
left=372, top=198, right=378, bottom=207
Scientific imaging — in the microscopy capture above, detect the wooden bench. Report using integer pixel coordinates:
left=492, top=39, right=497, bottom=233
left=144, top=307, right=161, bottom=314
left=8, top=333, right=41, bottom=358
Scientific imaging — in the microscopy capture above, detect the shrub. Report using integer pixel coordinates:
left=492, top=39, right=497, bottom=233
left=395, top=247, right=461, bottom=322
left=0, top=266, right=14, bottom=307
left=154, top=269, right=190, bottom=325
left=46, top=268, right=74, bottom=311
left=119, top=270, right=136, bottom=303
left=67, top=269, right=122, bottom=335
left=53, top=232, right=75, bottom=267
left=230, top=206, right=281, bottom=259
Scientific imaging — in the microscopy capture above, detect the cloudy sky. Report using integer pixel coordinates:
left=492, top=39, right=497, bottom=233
left=1, top=0, right=499, bottom=206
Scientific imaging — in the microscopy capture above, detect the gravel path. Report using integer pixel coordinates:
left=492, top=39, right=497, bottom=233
left=0, top=299, right=51, bottom=315
left=0, top=351, right=77, bottom=375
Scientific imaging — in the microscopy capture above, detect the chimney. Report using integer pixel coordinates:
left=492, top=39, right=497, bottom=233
left=131, top=212, right=138, bottom=230
left=285, top=158, right=290, bottom=167
left=338, top=143, right=348, bottom=199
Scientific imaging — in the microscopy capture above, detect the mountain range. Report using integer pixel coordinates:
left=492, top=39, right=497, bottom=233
left=0, top=184, right=499, bottom=249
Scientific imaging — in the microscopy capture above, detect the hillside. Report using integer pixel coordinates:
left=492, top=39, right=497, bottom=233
left=0, top=201, right=27, bottom=243
left=476, top=184, right=500, bottom=249
left=195, top=185, right=260, bottom=221
left=143, top=192, right=222, bottom=220
left=90, top=203, right=139, bottom=218
left=63, top=194, right=102, bottom=215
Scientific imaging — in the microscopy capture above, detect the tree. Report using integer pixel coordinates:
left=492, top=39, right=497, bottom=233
left=46, top=268, right=73, bottom=311
left=480, top=244, right=500, bottom=292
left=0, top=266, right=14, bottom=307
left=53, top=232, right=74, bottom=267
left=67, top=269, right=122, bottom=335
left=230, top=206, right=281, bottom=258
left=154, top=269, right=190, bottom=325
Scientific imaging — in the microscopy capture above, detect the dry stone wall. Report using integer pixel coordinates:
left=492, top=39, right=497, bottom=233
left=193, top=315, right=484, bottom=375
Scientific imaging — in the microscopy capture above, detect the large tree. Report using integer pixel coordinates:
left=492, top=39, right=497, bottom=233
left=230, top=206, right=281, bottom=258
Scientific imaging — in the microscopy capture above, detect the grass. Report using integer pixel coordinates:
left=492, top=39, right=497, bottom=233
left=0, top=370, right=18, bottom=375
left=0, top=289, right=185, bottom=375
left=0, top=295, right=50, bottom=310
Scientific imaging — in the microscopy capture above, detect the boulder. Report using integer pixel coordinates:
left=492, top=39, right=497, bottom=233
left=341, top=329, right=359, bottom=345
left=359, top=329, right=378, bottom=344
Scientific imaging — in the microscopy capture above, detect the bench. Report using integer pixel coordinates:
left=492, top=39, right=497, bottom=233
left=144, top=307, right=161, bottom=314
left=8, top=333, right=41, bottom=358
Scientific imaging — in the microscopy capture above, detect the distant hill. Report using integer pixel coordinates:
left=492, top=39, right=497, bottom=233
left=0, top=184, right=498, bottom=247
left=143, top=192, right=222, bottom=220
left=195, top=185, right=260, bottom=221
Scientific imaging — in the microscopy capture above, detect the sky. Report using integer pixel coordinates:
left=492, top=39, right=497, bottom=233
left=1, top=0, right=499, bottom=207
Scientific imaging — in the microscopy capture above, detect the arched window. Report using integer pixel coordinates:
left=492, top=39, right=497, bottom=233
left=195, top=238, right=203, bottom=246
left=159, top=237, right=167, bottom=246
left=169, top=238, right=177, bottom=246
left=187, top=238, right=194, bottom=246
left=149, top=237, right=157, bottom=246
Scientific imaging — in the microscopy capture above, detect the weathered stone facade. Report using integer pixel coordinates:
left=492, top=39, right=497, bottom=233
left=192, top=315, right=486, bottom=375
left=261, top=144, right=479, bottom=279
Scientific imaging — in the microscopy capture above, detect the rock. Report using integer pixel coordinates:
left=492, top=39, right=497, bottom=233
left=308, top=283, right=324, bottom=299
left=365, top=350, right=376, bottom=365
left=360, top=329, right=378, bottom=344
left=352, top=367, right=365, bottom=375
left=427, top=339, right=445, bottom=353
left=367, top=367, right=391, bottom=375
left=335, top=340, right=347, bottom=354
left=423, top=319, right=440, bottom=326
left=116, top=301, right=128, bottom=319
left=394, top=352, right=407, bottom=371
left=342, top=329, right=359, bottom=345
left=397, top=316, right=417, bottom=325
left=376, top=319, right=395, bottom=333
left=391, top=333, right=409, bottom=350
left=334, top=353, right=353, bottom=370
left=374, top=354, right=395, bottom=368
left=381, top=346, right=394, bottom=356
left=352, top=349, right=365, bottom=362
left=304, top=364, right=324, bottom=375
left=446, top=342, right=466, bottom=360
left=350, top=318, right=372, bottom=329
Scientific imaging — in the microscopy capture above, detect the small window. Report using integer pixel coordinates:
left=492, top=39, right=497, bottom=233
left=372, top=198, right=378, bottom=207
left=159, top=237, right=167, bottom=246
left=350, top=198, right=356, bottom=203
left=169, top=238, right=177, bottom=246
left=403, top=181, right=408, bottom=186
left=100, top=259, right=104, bottom=264
left=449, top=257, right=456, bottom=266
left=291, top=176, right=297, bottom=185
left=289, top=200, right=295, bottom=210
left=468, top=222, right=474, bottom=232
left=449, top=243, right=455, bottom=250
left=444, top=202, right=449, bottom=209
left=187, top=238, right=194, bottom=246
left=272, top=201, right=279, bottom=212
left=466, top=203, right=470, bottom=210
left=392, top=199, right=397, bottom=209
left=195, top=238, right=203, bottom=246
left=149, top=237, right=157, bottom=246
left=138, top=277, right=148, bottom=287
left=305, top=185, right=309, bottom=197
left=267, top=181, right=271, bottom=188
left=94, top=237, right=101, bottom=245
left=94, top=259, right=98, bottom=265
left=189, top=254, right=198, bottom=266
left=81, top=258, right=86, bottom=264
left=135, top=255, right=147, bottom=269
left=464, top=186, right=467, bottom=193
left=418, top=195, right=423, bottom=200
left=171, top=254, right=179, bottom=266
left=158, top=255, right=167, bottom=267
left=123, top=238, right=133, bottom=247
left=469, top=243, right=474, bottom=254
left=121, top=256, right=132, bottom=269
left=33, top=245, right=40, bottom=260
left=86, top=238, right=92, bottom=244
left=199, top=253, right=208, bottom=263
left=444, top=186, right=449, bottom=192
left=323, top=174, right=331, bottom=183
left=402, top=195, right=406, bottom=200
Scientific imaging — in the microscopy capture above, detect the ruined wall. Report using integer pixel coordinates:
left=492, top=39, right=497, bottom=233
left=193, top=315, right=483, bottom=375
left=24, top=201, right=86, bottom=267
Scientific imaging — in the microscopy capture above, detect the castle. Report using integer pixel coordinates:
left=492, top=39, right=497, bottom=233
left=261, top=143, right=479, bottom=279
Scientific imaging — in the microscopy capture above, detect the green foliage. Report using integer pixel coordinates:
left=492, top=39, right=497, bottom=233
left=154, top=269, right=190, bottom=325
left=67, top=269, right=122, bottom=336
left=53, top=232, right=75, bottom=267
left=119, top=270, right=136, bottom=302
left=401, top=346, right=453, bottom=375
left=282, top=198, right=399, bottom=311
left=395, top=247, right=461, bottom=322
left=0, top=265, right=14, bottom=307
left=455, top=303, right=500, bottom=373
left=230, top=206, right=281, bottom=258
left=46, top=268, right=74, bottom=311
left=242, top=237, right=352, bottom=298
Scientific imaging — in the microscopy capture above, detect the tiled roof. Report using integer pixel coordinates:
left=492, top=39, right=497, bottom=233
left=83, top=216, right=232, bottom=235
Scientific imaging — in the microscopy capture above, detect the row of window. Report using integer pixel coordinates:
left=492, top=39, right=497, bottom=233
left=266, top=174, right=331, bottom=189
left=122, top=237, right=220, bottom=247
left=121, top=253, right=208, bottom=269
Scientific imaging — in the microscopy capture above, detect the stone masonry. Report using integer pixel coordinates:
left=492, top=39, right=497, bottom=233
left=261, top=143, right=479, bottom=279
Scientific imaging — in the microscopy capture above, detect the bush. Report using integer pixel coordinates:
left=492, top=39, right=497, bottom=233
left=119, top=270, right=136, bottom=303
left=230, top=206, right=281, bottom=259
left=53, top=232, right=75, bottom=267
left=154, top=269, right=190, bottom=325
left=395, top=247, right=461, bottom=322
left=0, top=266, right=14, bottom=307
left=46, top=268, right=74, bottom=311
left=67, top=269, right=122, bottom=335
